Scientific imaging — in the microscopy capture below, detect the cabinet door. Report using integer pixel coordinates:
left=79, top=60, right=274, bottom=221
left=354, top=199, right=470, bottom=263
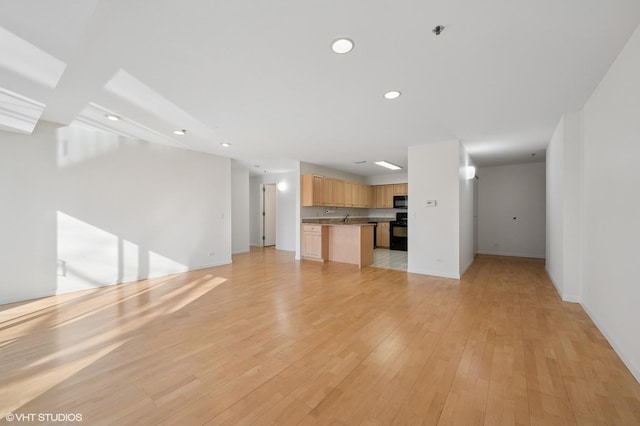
left=322, top=177, right=333, bottom=206
left=344, top=182, right=353, bottom=207
left=393, top=183, right=408, bottom=196
left=358, top=184, right=366, bottom=208
left=333, top=179, right=345, bottom=207
left=367, top=185, right=375, bottom=208
left=375, top=186, right=383, bottom=208
left=377, top=223, right=390, bottom=248
left=383, top=185, right=394, bottom=208
left=312, top=175, right=324, bottom=205
left=303, top=232, right=322, bottom=258
left=301, top=174, right=323, bottom=206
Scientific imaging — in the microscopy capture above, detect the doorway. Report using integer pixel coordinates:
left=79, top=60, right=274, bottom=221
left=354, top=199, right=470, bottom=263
left=261, top=183, right=276, bottom=247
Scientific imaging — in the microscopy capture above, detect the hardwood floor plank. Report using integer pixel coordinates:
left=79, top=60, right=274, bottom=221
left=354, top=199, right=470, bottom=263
left=1, top=249, right=639, bottom=425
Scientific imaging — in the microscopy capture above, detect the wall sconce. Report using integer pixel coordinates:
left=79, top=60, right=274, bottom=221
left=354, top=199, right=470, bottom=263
left=465, top=166, right=476, bottom=180
left=276, top=181, right=288, bottom=191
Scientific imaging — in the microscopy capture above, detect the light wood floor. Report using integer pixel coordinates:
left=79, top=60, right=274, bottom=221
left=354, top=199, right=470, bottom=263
left=2, top=248, right=639, bottom=425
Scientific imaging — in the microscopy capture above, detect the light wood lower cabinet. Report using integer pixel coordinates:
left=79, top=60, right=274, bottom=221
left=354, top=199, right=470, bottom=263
left=302, top=225, right=328, bottom=261
left=377, top=222, right=390, bottom=248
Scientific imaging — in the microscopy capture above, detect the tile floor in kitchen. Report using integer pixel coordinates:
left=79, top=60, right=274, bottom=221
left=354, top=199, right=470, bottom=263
left=372, top=248, right=407, bottom=271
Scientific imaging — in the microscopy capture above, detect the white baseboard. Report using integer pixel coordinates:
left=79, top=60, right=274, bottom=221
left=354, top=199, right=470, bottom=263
left=0, top=291, right=60, bottom=306
left=460, top=258, right=474, bottom=277
left=581, top=302, right=640, bottom=384
left=545, top=267, right=580, bottom=303
left=477, top=250, right=545, bottom=259
left=546, top=267, right=563, bottom=298
left=232, top=249, right=250, bottom=255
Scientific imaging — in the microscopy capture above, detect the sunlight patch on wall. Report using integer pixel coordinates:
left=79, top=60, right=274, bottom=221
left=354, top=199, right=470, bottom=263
left=57, top=211, right=121, bottom=291
left=56, top=211, right=188, bottom=294
left=149, top=250, right=188, bottom=277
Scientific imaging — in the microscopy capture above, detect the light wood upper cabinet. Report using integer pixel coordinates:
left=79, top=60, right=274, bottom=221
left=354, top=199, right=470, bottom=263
left=302, top=174, right=406, bottom=208
left=332, top=179, right=345, bottom=207
left=375, top=185, right=394, bottom=208
left=302, top=174, right=325, bottom=206
left=393, top=183, right=408, bottom=196
left=322, top=178, right=333, bottom=206
left=356, top=183, right=371, bottom=207
left=344, top=181, right=354, bottom=207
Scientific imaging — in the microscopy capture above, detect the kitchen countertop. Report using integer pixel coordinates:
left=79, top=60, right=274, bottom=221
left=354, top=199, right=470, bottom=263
left=313, top=223, right=375, bottom=227
left=301, top=217, right=394, bottom=224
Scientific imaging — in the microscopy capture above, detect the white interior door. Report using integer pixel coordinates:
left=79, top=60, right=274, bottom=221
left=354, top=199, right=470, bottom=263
left=263, top=183, right=276, bottom=246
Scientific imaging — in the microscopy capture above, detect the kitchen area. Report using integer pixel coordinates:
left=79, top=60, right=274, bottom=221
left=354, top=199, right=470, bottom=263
left=300, top=173, right=408, bottom=270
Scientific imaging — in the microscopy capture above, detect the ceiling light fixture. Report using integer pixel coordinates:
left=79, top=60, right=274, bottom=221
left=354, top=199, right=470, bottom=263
left=331, top=38, right=354, bottom=54
left=374, top=160, right=402, bottom=171
left=354, top=160, right=367, bottom=164
left=465, top=166, right=476, bottom=180
left=105, top=114, right=120, bottom=121
left=384, top=90, right=401, bottom=100
left=173, top=129, right=186, bottom=135
left=221, top=142, right=231, bottom=147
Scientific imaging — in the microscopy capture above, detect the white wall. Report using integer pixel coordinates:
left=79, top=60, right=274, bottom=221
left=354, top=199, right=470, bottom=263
left=249, top=171, right=297, bottom=252
left=477, top=163, right=546, bottom=258
left=0, top=122, right=232, bottom=304
left=546, top=119, right=565, bottom=295
left=459, top=149, right=475, bottom=276
left=408, top=140, right=461, bottom=279
left=580, top=22, right=640, bottom=382
left=546, top=112, right=583, bottom=302
left=300, top=162, right=366, bottom=183
left=231, top=161, right=250, bottom=254
left=365, top=173, right=408, bottom=185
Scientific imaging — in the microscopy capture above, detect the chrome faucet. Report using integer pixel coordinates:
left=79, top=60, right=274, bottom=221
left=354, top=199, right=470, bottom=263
left=343, top=214, right=350, bottom=223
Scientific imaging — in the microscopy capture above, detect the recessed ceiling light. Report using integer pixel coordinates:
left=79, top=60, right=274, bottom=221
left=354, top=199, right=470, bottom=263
left=105, top=114, right=120, bottom=121
left=173, top=129, right=186, bottom=135
left=354, top=160, right=367, bottom=164
left=384, top=91, right=401, bottom=100
left=374, top=160, right=402, bottom=171
left=221, top=142, right=231, bottom=147
left=331, top=38, right=354, bottom=54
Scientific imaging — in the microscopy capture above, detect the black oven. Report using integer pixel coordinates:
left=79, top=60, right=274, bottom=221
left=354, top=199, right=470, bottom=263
left=393, top=195, right=408, bottom=209
left=390, top=212, right=407, bottom=251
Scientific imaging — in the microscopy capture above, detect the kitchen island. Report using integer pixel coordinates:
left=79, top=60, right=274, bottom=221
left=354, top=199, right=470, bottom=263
left=301, top=223, right=374, bottom=268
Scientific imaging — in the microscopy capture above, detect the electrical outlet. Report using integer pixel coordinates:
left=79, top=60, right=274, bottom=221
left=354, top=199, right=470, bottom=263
left=57, top=260, right=66, bottom=277
left=436, top=258, right=443, bottom=263
left=208, top=251, right=215, bottom=257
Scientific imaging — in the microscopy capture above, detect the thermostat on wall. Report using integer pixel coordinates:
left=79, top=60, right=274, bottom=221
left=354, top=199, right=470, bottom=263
left=426, top=200, right=437, bottom=207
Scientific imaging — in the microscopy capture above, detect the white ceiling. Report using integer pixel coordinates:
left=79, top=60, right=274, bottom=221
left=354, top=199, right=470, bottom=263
left=2, top=1, right=640, bottom=175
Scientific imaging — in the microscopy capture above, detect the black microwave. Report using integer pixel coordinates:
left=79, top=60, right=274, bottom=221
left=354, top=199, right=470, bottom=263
left=393, top=195, right=408, bottom=209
